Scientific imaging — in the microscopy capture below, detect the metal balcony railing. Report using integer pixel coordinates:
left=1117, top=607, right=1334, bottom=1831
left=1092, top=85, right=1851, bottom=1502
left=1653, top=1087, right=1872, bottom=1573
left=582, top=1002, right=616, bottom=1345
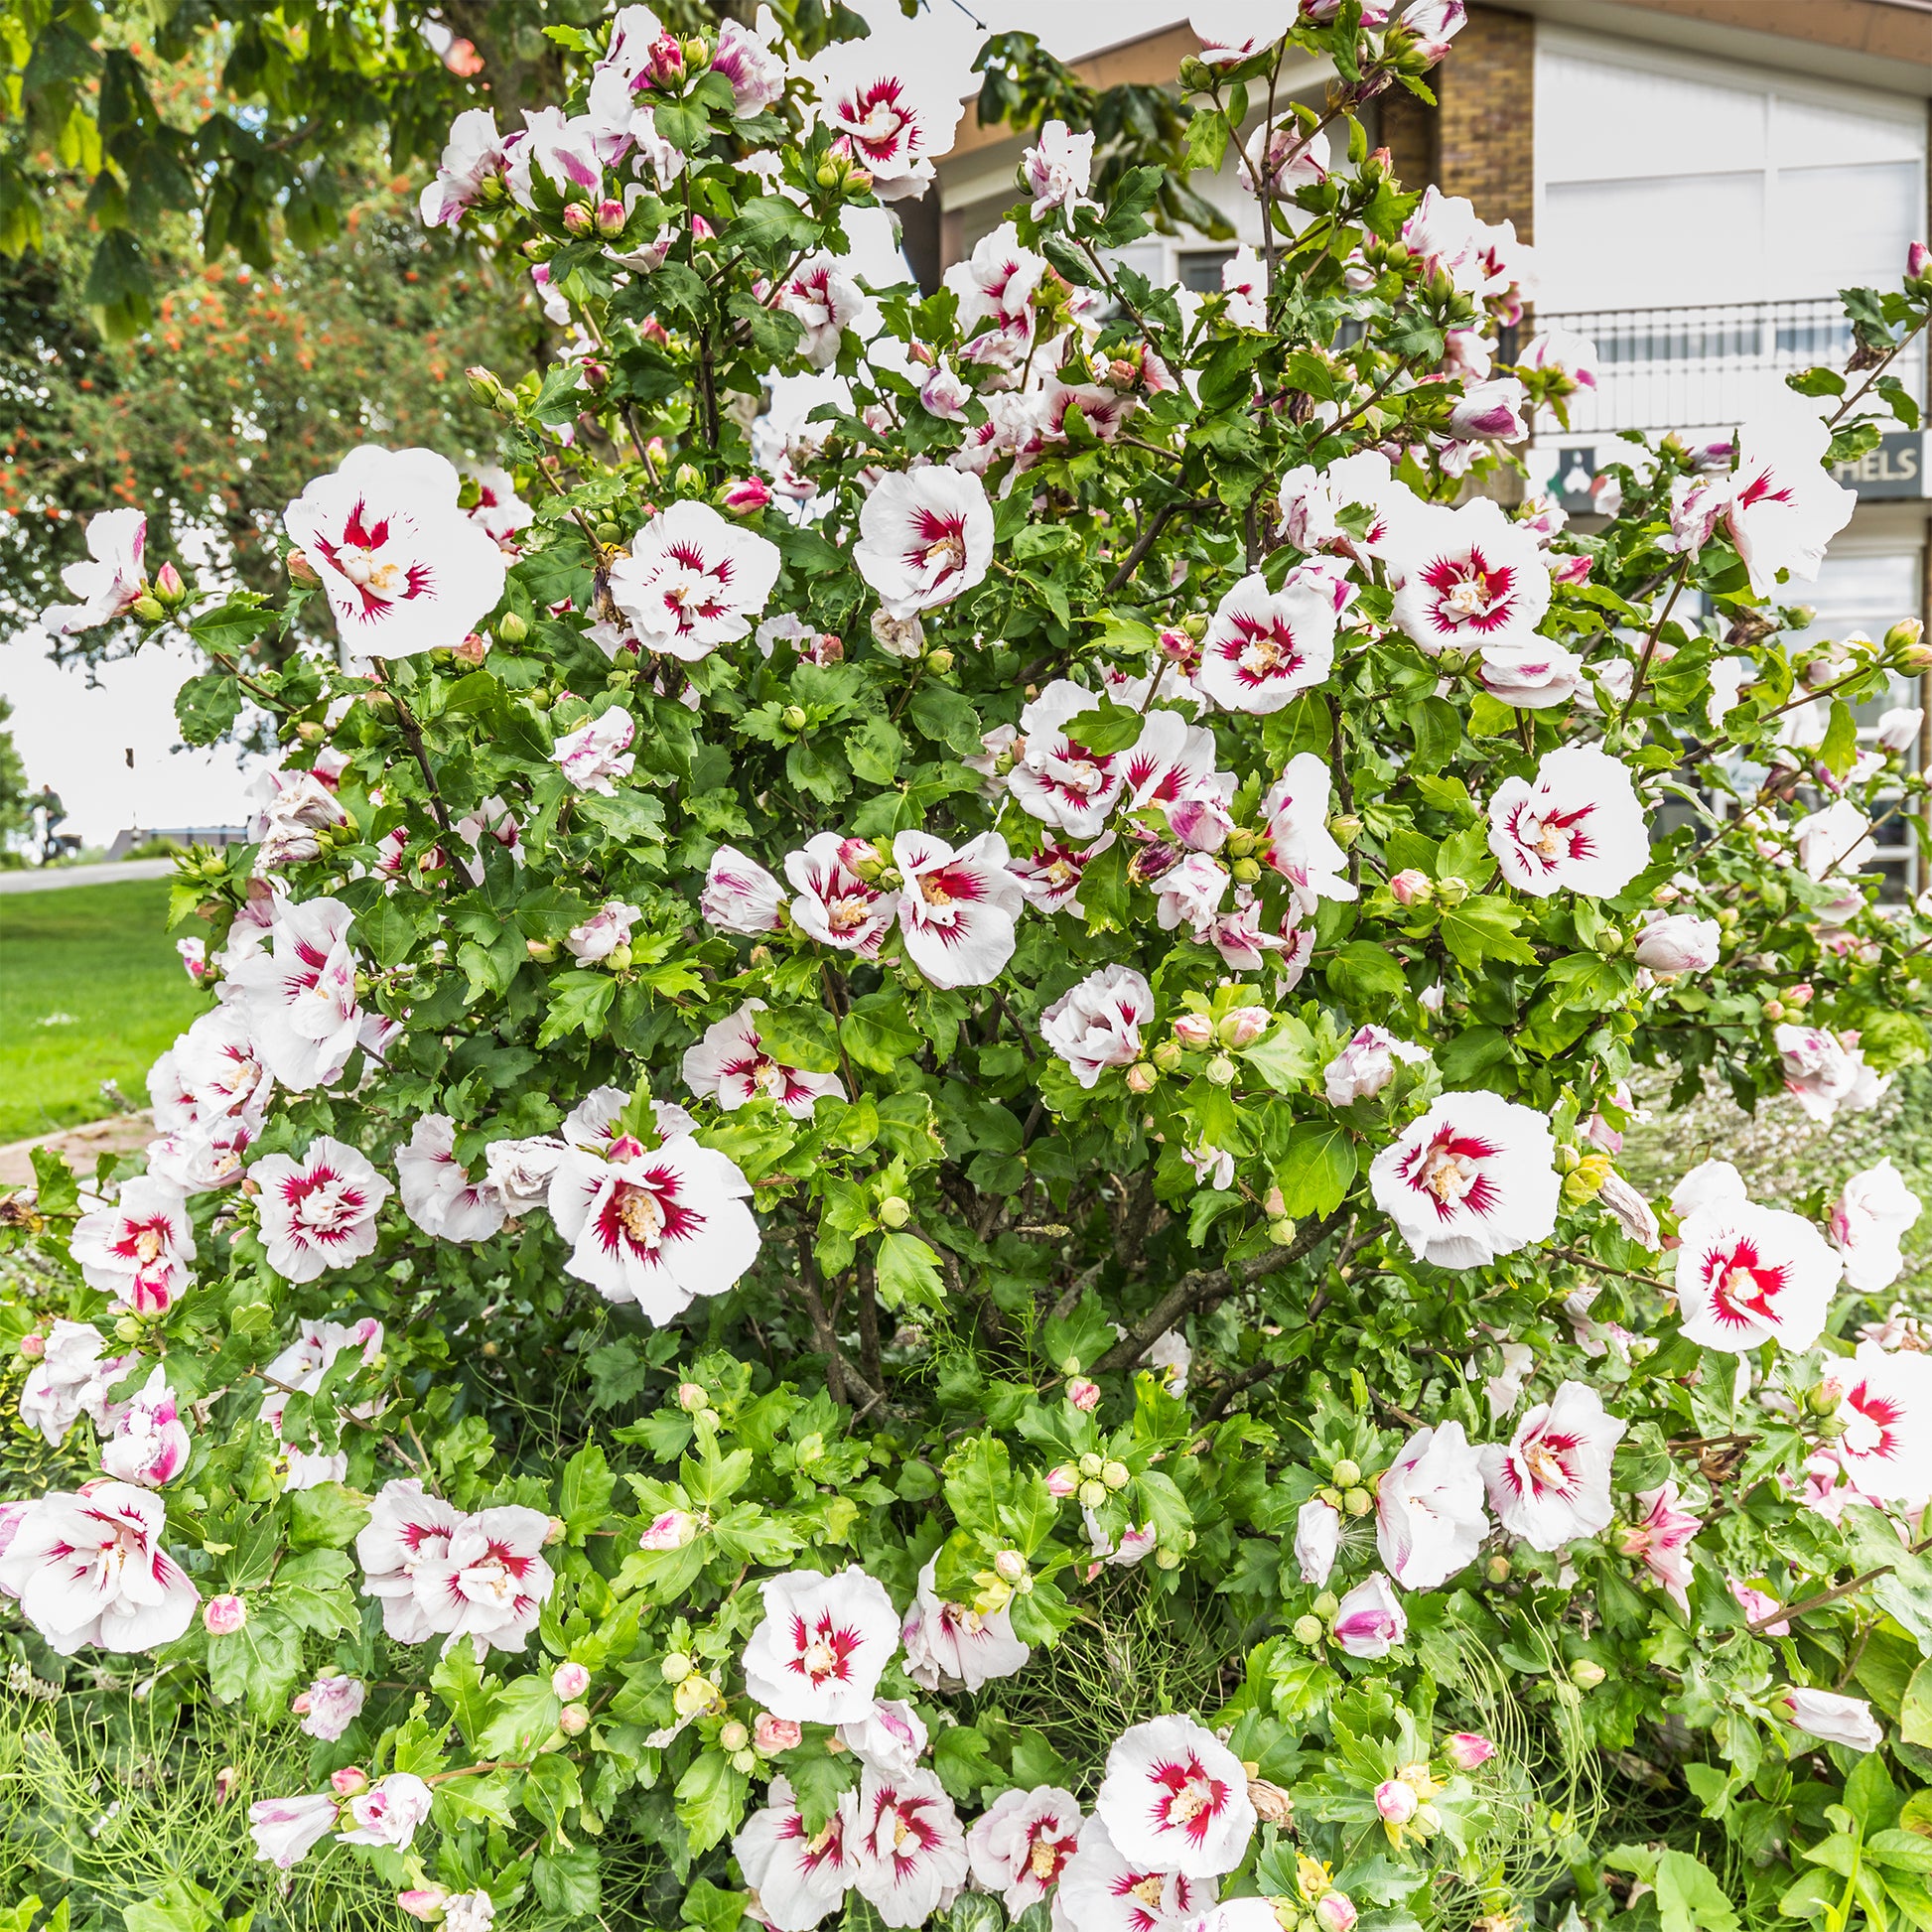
left=1532, top=296, right=1929, bottom=438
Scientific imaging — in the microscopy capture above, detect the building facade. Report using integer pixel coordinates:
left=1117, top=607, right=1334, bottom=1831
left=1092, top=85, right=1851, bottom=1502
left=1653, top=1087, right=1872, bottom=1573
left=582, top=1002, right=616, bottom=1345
left=930, top=0, right=1932, bottom=888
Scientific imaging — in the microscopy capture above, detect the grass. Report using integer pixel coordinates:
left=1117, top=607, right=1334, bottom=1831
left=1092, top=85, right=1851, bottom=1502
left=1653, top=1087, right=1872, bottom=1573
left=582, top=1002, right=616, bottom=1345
left=0, top=879, right=203, bottom=1143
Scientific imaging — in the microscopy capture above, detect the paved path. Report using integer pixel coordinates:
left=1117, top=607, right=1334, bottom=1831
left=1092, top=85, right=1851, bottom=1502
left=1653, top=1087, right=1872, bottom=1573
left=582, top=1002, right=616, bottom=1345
left=0, top=859, right=177, bottom=895
left=0, top=1111, right=154, bottom=1189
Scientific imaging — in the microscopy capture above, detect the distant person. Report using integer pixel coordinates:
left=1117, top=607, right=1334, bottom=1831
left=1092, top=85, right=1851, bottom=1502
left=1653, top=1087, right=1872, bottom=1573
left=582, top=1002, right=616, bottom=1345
left=32, top=786, right=67, bottom=865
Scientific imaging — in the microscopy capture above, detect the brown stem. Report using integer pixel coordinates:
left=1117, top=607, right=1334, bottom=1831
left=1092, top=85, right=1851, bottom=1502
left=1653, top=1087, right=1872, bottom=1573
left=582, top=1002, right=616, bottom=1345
left=855, top=1254, right=884, bottom=1392
left=793, top=1237, right=845, bottom=1404
left=390, top=691, right=454, bottom=837
left=1093, top=1209, right=1345, bottom=1376
left=1104, top=501, right=1179, bottom=597
left=1619, top=558, right=1691, bottom=722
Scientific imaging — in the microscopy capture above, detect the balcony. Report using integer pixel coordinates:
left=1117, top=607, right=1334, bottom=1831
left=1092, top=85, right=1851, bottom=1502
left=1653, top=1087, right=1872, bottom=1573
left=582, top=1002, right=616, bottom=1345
left=1532, top=296, right=1929, bottom=456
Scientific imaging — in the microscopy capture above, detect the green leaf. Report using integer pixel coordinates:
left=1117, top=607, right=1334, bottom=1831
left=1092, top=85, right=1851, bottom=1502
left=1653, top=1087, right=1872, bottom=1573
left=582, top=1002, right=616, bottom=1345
left=533, top=1848, right=602, bottom=1919
left=1902, top=1660, right=1932, bottom=1748
left=842, top=993, right=920, bottom=1074
left=207, top=1607, right=306, bottom=1715
left=932, top=1724, right=998, bottom=1801
left=778, top=1740, right=858, bottom=1834
left=909, top=683, right=984, bottom=758
left=287, top=1482, right=370, bottom=1550
left=1866, top=1834, right=1932, bottom=1875
left=559, top=1443, right=616, bottom=1542
left=480, top=1675, right=564, bottom=1756
left=757, top=1003, right=843, bottom=1075
left=1073, top=699, right=1152, bottom=756
left=537, top=970, right=619, bottom=1046
left=1324, top=940, right=1409, bottom=1008
left=175, top=670, right=242, bottom=746
left=1820, top=698, right=1860, bottom=780
left=876, top=1230, right=944, bottom=1309
left=675, top=1748, right=748, bottom=1855
left=1439, top=895, right=1539, bottom=968
left=29, top=1145, right=79, bottom=1216
left=272, top=1547, right=355, bottom=1635
left=521, top=1751, right=582, bottom=1836
left=1276, top=1122, right=1357, bottom=1218
left=1653, top=1850, right=1740, bottom=1932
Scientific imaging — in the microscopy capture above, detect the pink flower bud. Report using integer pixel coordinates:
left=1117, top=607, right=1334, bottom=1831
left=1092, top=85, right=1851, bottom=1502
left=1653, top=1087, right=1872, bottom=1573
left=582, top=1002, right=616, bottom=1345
left=755, top=1711, right=802, bottom=1754
left=1442, top=1731, right=1495, bottom=1771
left=1124, top=1062, right=1159, bottom=1095
left=994, top=1548, right=1027, bottom=1582
left=544, top=1515, right=566, bottom=1546
left=1552, top=554, right=1592, bottom=587
left=397, top=1890, right=448, bottom=1923
left=332, top=1764, right=369, bottom=1797
left=1315, top=1894, right=1358, bottom=1932
left=691, top=214, right=715, bottom=242
left=18, top=1332, right=44, bottom=1360
left=214, top=1764, right=241, bottom=1806
left=290, top=1692, right=314, bottom=1715
left=723, top=477, right=772, bottom=514
left=156, top=561, right=185, bottom=599
left=1046, top=1463, right=1078, bottom=1496
left=1389, top=869, right=1432, bottom=906
left=646, top=32, right=685, bottom=83
left=562, top=202, right=594, bottom=235
left=595, top=199, right=626, bottom=237
left=552, top=1661, right=592, bottom=1699
left=1067, top=1377, right=1101, bottom=1412
left=677, top=1381, right=709, bottom=1412
left=639, top=1508, right=697, bottom=1550
left=1173, top=1013, right=1214, bottom=1049
left=608, top=1135, right=644, bottom=1163
left=1219, top=1006, right=1270, bottom=1047
left=559, top=1702, right=591, bottom=1736
left=1374, top=1778, right=1419, bottom=1825
left=204, top=1593, right=247, bottom=1636
left=1909, top=240, right=1930, bottom=281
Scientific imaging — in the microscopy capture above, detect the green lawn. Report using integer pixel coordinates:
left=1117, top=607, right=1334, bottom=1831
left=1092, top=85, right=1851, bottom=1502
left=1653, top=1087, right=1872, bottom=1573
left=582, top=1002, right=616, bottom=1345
left=0, top=880, right=206, bottom=1142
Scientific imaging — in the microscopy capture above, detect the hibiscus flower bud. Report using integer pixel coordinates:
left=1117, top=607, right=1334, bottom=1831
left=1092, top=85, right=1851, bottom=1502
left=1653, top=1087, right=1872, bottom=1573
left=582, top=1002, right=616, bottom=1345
left=678, top=1382, right=709, bottom=1412
left=1101, top=1459, right=1130, bottom=1490
left=1264, top=1187, right=1287, bottom=1219
left=755, top=1712, right=801, bottom=1754
left=496, top=610, right=529, bottom=646
left=1269, top=1217, right=1298, bottom=1246
left=1331, top=1458, right=1360, bottom=1487
left=674, top=1674, right=722, bottom=1718
left=130, top=594, right=166, bottom=623
left=877, top=1195, right=911, bottom=1229
left=332, top=1764, right=370, bottom=1797
left=593, top=198, right=627, bottom=237
left=994, top=1548, right=1028, bottom=1583
left=465, top=366, right=508, bottom=410
left=1887, top=618, right=1930, bottom=669
left=1315, top=1892, right=1358, bottom=1932
left=154, top=561, right=187, bottom=605
left=1219, top=1006, right=1271, bottom=1047
left=1569, top=1658, right=1606, bottom=1689
left=18, top=1332, right=44, bottom=1360
left=1125, top=1062, right=1159, bottom=1094
left=559, top=1703, right=590, bottom=1736
left=1293, top=1613, right=1325, bottom=1645
left=1390, top=869, right=1433, bottom=906
left=926, top=648, right=955, bottom=675
left=552, top=1661, right=592, bottom=1699
left=214, top=1765, right=241, bottom=1806
left=1152, top=1039, right=1183, bottom=1072
left=453, top=631, right=487, bottom=666
left=1807, top=1378, right=1845, bottom=1417
left=1442, top=1731, right=1495, bottom=1771
left=1230, top=858, right=1262, bottom=884
left=562, top=203, right=594, bottom=235
left=1046, top=1463, right=1078, bottom=1496
left=1912, top=240, right=1931, bottom=280
left=1173, top=1013, right=1214, bottom=1049
left=722, top=477, right=772, bottom=514
left=544, top=1515, right=566, bottom=1545
left=1078, top=1479, right=1108, bottom=1509
left=397, top=1891, right=448, bottom=1923
left=205, top=1593, right=247, bottom=1636
left=1205, top=1054, right=1236, bottom=1086
left=781, top=705, right=808, bottom=733
left=1079, top=1452, right=1104, bottom=1476
left=1486, top=1555, right=1511, bottom=1584
left=1067, top=1377, right=1101, bottom=1412
left=1375, top=1779, right=1419, bottom=1825
left=1761, top=998, right=1786, bottom=1022
left=1343, top=1487, right=1373, bottom=1517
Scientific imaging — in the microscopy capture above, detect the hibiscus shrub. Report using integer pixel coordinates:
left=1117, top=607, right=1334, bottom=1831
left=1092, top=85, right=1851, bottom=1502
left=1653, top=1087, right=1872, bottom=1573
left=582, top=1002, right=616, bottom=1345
left=12, top=7, right=1932, bottom=1932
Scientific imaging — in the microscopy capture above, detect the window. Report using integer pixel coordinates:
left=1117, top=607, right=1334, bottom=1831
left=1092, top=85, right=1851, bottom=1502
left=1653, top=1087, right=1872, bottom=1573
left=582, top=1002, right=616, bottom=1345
left=1534, top=31, right=1926, bottom=315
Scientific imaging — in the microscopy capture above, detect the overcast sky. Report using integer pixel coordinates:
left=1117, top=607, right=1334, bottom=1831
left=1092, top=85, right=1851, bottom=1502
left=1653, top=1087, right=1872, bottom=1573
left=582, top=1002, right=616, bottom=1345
left=2, top=0, right=1190, bottom=851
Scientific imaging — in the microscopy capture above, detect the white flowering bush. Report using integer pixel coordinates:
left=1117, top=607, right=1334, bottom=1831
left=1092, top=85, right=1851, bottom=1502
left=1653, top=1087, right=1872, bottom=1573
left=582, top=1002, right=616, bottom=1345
left=12, top=5, right=1932, bottom=1931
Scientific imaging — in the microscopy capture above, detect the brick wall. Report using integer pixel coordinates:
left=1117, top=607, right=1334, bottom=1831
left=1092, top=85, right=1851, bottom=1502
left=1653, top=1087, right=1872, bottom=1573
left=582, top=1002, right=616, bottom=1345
left=1380, top=3, right=1536, bottom=240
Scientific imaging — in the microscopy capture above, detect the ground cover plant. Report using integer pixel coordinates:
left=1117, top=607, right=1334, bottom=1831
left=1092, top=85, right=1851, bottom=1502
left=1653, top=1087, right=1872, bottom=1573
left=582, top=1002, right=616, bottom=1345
left=0, top=880, right=205, bottom=1140
left=7, top=6, right=1932, bottom=1932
